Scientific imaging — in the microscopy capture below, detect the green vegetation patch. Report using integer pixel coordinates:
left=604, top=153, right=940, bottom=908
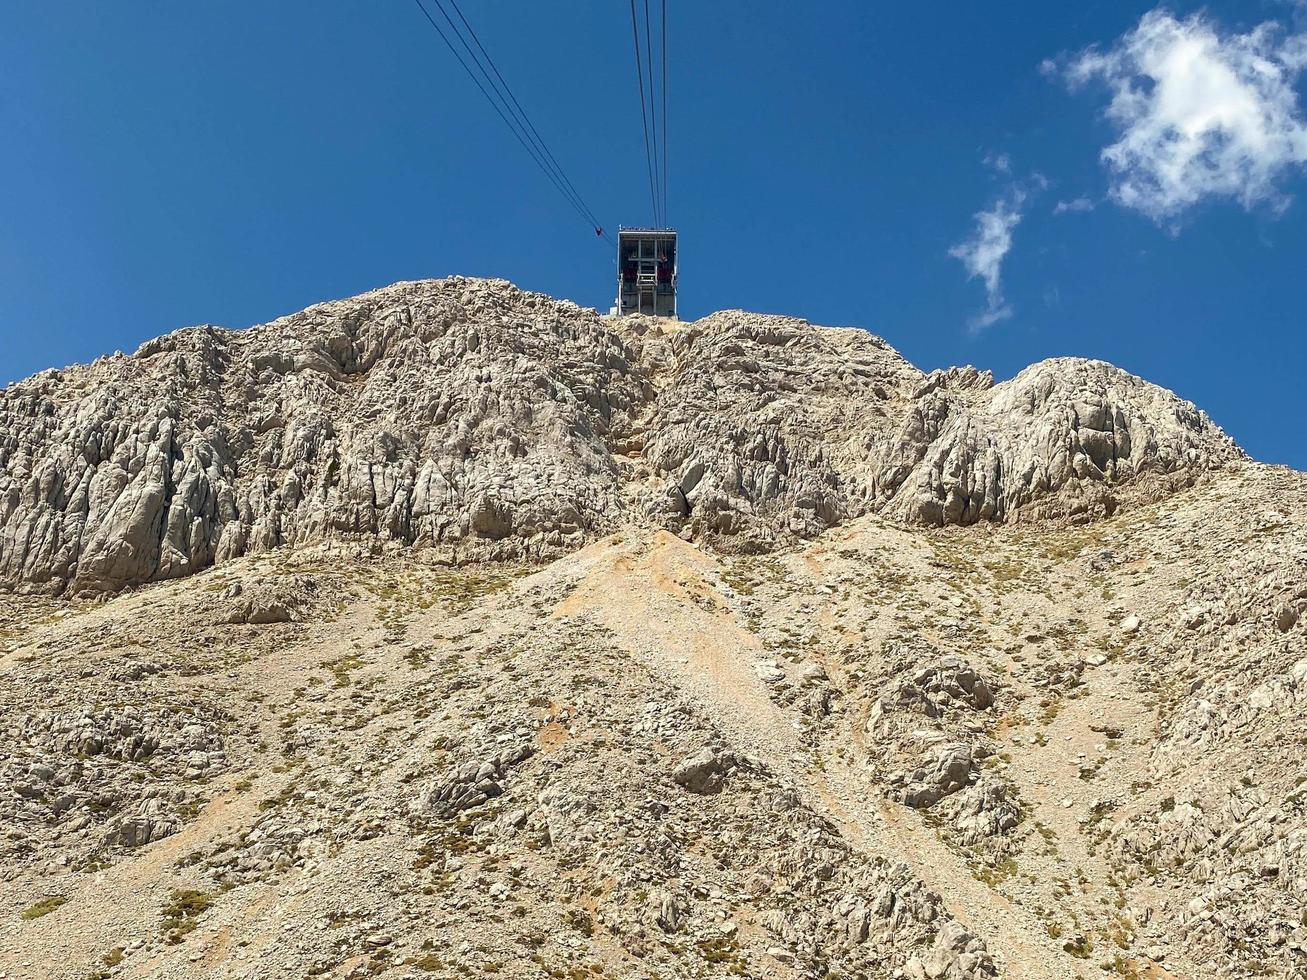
left=21, top=895, right=68, bottom=919
left=161, top=888, right=213, bottom=943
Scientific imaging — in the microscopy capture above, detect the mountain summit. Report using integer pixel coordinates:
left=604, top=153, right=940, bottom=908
left=0, top=278, right=1240, bottom=595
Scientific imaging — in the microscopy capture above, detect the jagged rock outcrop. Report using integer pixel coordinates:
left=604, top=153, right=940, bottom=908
left=0, top=277, right=1244, bottom=593
left=880, top=357, right=1239, bottom=526
left=1, top=703, right=227, bottom=870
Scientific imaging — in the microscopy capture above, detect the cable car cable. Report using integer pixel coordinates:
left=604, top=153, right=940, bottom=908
left=446, top=0, right=604, bottom=232
left=660, top=0, right=668, bottom=226
left=440, top=0, right=606, bottom=235
left=642, top=0, right=662, bottom=227
left=428, top=0, right=588, bottom=222
left=629, top=0, right=660, bottom=227
left=412, top=0, right=612, bottom=244
left=429, top=0, right=609, bottom=240
left=413, top=0, right=591, bottom=230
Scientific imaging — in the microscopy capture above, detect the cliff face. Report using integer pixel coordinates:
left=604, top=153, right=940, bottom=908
left=0, top=277, right=1242, bottom=593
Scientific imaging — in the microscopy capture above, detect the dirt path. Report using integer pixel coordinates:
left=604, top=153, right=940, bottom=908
left=546, top=530, right=1092, bottom=978
left=550, top=531, right=804, bottom=763
left=815, top=762, right=1091, bottom=980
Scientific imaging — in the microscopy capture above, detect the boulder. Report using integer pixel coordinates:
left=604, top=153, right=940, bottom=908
left=671, top=747, right=740, bottom=795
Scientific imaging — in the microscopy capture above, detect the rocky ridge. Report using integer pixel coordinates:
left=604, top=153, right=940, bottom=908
left=0, top=277, right=1241, bottom=595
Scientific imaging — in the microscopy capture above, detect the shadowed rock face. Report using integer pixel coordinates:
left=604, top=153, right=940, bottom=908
left=0, top=277, right=1243, bottom=593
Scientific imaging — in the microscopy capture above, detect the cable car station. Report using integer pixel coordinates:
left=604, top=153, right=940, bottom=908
left=615, top=227, right=678, bottom=317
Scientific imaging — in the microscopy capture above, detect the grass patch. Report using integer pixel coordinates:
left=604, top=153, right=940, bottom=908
left=564, top=909, right=594, bottom=937
left=326, top=654, right=364, bottom=688
left=1062, top=935, right=1093, bottom=959
left=1038, top=699, right=1061, bottom=726
left=972, top=857, right=1018, bottom=888
left=695, top=935, right=746, bottom=972
left=20, top=896, right=67, bottom=920
left=407, top=953, right=445, bottom=972
left=161, top=889, right=213, bottom=943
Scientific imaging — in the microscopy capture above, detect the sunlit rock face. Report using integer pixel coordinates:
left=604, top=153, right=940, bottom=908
left=0, top=277, right=1241, bottom=593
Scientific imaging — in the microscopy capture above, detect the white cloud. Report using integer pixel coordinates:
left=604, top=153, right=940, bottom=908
left=1053, top=196, right=1096, bottom=214
left=1054, top=9, right=1307, bottom=222
left=950, top=190, right=1026, bottom=331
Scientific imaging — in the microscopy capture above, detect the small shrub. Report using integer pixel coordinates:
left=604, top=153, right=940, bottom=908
left=1062, top=935, right=1093, bottom=958
left=564, top=909, right=594, bottom=937
left=161, top=889, right=212, bottom=943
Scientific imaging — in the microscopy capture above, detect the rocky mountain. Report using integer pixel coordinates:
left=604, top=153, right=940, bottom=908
left=1, top=279, right=1303, bottom=980
left=0, top=278, right=1240, bottom=594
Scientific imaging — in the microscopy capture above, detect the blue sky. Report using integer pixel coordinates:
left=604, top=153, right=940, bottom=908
left=2, top=1, right=1304, bottom=467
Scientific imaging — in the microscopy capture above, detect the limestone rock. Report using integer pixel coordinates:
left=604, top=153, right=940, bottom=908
left=425, top=742, right=534, bottom=815
left=671, top=747, right=740, bottom=795
left=902, top=743, right=976, bottom=809
left=0, top=277, right=1244, bottom=595
left=0, top=444, right=1303, bottom=979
